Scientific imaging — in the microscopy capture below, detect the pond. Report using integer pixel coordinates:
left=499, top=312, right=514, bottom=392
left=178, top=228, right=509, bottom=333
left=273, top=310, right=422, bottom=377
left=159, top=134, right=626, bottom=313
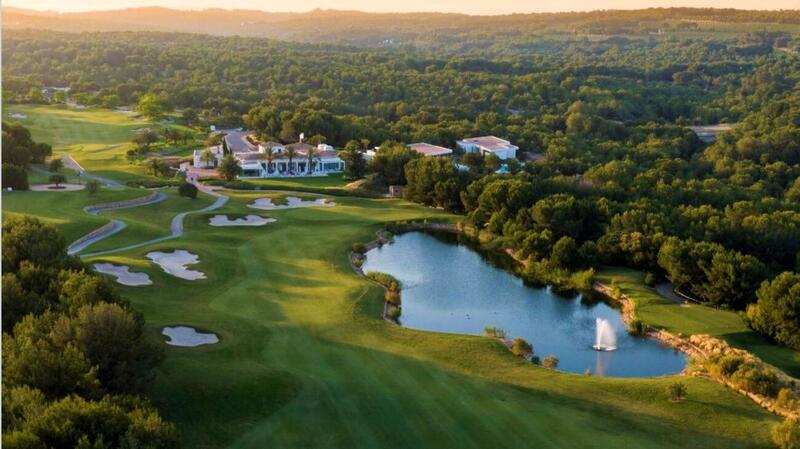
left=362, top=231, right=686, bottom=377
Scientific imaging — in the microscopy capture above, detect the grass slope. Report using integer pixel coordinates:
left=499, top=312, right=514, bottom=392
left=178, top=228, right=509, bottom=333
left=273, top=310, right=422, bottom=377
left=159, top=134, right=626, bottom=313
left=2, top=107, right=784, bottom=448
left=76, top=193, right=777, bottom=449
left=597, top=267, right=800, bottom=377
left=4, top=104, right=194, bottom=183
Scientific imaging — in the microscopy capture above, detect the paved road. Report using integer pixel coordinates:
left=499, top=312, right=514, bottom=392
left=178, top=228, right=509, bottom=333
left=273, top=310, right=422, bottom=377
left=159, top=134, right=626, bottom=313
left=67, top=192, right=167, bottom=255
left=62, top=155, right=125, bottom=189
left=80, top=180, right=228, bottom=258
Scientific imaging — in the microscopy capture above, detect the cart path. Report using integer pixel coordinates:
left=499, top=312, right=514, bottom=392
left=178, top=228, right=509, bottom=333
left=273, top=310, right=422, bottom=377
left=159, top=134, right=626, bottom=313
left=79, top=181, right=228, bottom=258
left=67, top=192, right=168, bottom=255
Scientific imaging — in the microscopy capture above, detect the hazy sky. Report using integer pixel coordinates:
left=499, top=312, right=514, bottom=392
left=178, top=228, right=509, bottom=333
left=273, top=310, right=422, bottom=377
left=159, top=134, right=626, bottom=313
left=7, top=0, right=799, bottom=14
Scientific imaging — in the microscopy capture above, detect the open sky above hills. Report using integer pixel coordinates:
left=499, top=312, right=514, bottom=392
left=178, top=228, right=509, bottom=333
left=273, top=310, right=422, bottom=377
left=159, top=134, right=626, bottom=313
left=6, top=0, right=800, bottom=15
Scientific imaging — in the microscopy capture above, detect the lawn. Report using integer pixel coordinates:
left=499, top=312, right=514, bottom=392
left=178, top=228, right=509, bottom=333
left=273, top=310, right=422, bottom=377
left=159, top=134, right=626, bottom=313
left=4, top=104, right=196, bottom=183
left=70, top=193, right=776, bottom=449
left=2, top=187, right=147, bottom=243
left=2, top=111, right=784, bottom=448
left=596, top=267, right=800, bottom=377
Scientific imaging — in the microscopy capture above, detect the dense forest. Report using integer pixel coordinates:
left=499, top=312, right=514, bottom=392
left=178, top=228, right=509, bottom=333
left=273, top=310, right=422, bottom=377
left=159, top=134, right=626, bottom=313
left=3, top=10, right=800, bottom=350
left=1, top=216, right=177, bottom=447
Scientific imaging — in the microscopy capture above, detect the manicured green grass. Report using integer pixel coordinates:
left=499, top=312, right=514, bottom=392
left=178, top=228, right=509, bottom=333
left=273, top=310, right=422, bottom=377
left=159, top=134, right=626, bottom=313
left=2, top=147, right=784, bottom=448
left=72, top=194, right=776, bottom=449
left=5, top=104, right=195, bottom=183
left=83, top=189, right=217, bottom=253
left=597, top=267, right=800, bottom=377
left=2, top=188, right=147, bottom=243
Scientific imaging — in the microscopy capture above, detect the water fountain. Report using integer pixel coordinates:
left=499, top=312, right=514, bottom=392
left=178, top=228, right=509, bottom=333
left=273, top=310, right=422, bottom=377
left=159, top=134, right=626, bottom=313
left=593, top=318, right=617, bottom=351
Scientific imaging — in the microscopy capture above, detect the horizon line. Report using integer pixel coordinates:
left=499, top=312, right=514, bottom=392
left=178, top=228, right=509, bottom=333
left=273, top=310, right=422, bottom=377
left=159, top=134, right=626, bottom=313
left=6, top=4, right=800, bottom=16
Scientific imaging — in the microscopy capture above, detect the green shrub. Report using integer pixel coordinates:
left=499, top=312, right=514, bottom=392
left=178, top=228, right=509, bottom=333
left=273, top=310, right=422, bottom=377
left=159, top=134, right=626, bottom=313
left=387, top=306, right=401, bottom=320
left=85, top=180, right=100, bottom=196
left=178, top=182, right=198, bottom=199
left=731, top=363, right=780, bottom=397
left=2, top=164, right=28, bottom=190
left=531, top=355, right=541, bottom=365
left=710, top=354, right=745, bottom=378
left=644, top=272, right=658, bottom=286
left=772, top=418, right=800, bottom=449
left=667, top=382, right=687, bottom=401
left=628, top=319, right=646, bottom=336
left=384, top=291, right=401, bottom=306
left=542, top=355, right=559, bottom=369
left=483, top=326, right=507, bottom=339
left=366, top=271, right=399, bottom=288
left=510, top=337, right=533, bottom=359
left=776, top=388, right=798, bottom=411
left=352, top=242, right=367, bottom=254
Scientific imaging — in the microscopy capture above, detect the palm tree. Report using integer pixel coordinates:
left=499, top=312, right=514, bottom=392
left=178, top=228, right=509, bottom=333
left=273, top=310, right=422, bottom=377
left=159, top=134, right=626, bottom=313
left=200, top=148, right=216, bottom=168
left=285, top=145, right=296, bottom=174
left=263, top=145, right=275, bottom=174
left=306, top=145, right=318, bottom=174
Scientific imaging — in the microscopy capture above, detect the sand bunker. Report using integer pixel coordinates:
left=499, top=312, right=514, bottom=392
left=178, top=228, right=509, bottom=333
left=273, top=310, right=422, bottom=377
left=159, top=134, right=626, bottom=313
left=8, top=112, right=27, bottom=119
left=30, top=183, right=85, bottom=191
left=209, top=214, right=276, bottom=226
left=93, top=263, right=152, bottom=286
left=162, top=326, right=219, bottom=347
left=248, top=196, right=335, bottom=210
left=146, top=250, right=206, bottom=280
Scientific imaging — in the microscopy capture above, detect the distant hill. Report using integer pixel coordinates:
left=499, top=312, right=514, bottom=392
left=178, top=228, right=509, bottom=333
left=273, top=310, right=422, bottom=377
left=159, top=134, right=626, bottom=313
left=4, top=6, right=800, bottom=45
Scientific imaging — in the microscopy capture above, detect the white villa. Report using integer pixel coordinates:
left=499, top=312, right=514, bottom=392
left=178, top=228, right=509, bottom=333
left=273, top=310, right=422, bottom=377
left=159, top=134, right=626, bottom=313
left=456, top=136, right=518, bottom=160
left=365, top=142, right=453, bottom=160
left=408, top=142, right=453, bottom=157
left=192, top=132, right=345, bottom=178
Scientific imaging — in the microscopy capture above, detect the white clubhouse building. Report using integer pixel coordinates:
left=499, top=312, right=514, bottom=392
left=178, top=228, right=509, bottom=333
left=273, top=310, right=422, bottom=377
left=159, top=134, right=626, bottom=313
left=456, top=136, right=518, bottom=160
left=193, top=131, right=345, bottom=178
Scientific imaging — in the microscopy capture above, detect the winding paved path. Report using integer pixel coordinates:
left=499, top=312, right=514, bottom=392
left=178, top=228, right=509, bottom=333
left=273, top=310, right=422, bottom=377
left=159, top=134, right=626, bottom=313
left=78, top=181, right=228, bottom=258
left=62, top=155, right=125, bottom=189
left=67, top=192, right=167, bottom=255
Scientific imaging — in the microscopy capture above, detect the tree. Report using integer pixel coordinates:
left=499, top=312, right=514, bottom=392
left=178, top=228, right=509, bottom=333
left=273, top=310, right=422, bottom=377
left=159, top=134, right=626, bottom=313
left=772, top=419, right=800, bottom=449
left=2, top=164, right=29, bottom=190
left=340, top=140, right=366, bottom=179
left=136, top=93, right=169, bottom=120
left=132, top=128, right=160, bottom=152
left=667, top=382, right=687, bottom=401
left=550, top=236, right=578, bottom=269
left=200, top=148, right=216, bottom=168
left=3, top=121, right=51, bottom=166
left=49, top=174, right=66, bottom=188
left=306, top=145, right=318, bottom=174
left=369, top=143, right=419, bottom=185
left=85, top=180, right=100, bottom=196
left=145, top=158, right=168, bottom=177
left=285, top=145, right=297, bottom=173
left=2, top=393, right=178, bottom=449
left=263, top=145, right=275, bottom=174
left=747, top=272, right=800, bottom=350
left=542, top=355, right=559, bottom=369
left=47, top=158, right=63, bottom=173
left=181, top=107, right=199, bottom=126
left=510, top=337, right=533, bottom=358
left=178, top=182, right=198, bottom=199
left=1, top=216, right=66, bottom=273
left=218, top=154, right=241, bottom=182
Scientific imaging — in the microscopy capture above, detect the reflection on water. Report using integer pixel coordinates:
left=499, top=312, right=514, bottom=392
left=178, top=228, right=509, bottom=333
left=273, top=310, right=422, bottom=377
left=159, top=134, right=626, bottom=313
left=362, top=231, right=686, bottom=377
